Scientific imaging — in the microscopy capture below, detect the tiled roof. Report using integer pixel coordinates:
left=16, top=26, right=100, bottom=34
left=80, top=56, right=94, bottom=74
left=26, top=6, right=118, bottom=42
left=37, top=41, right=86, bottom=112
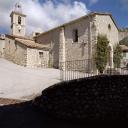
left=15, top=38, right=49, bottom=50
left=120, top=45, right=128, bottom=52
left=6, top=34, right=49, bottom=50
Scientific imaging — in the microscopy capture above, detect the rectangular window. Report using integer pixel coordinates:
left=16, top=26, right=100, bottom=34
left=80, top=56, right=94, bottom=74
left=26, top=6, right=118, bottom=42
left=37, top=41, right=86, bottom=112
left=39, top=52, right=44, bottom=58
left=123, top=52, right=126, bottom=57
left=73, top=29, right=78, bottom=42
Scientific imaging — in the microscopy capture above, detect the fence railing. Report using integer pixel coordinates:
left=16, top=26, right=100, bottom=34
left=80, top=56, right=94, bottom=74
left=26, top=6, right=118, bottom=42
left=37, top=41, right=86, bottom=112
left=60, top=59, right=96, bottom=81
left=60, top=59, right=128, bottom=81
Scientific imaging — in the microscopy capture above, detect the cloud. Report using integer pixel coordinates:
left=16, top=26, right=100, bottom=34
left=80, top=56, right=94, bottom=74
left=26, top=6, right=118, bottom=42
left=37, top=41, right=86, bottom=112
left=120, top=0, right=128, bottom=10
left=0, top=0, right=89, bottom=35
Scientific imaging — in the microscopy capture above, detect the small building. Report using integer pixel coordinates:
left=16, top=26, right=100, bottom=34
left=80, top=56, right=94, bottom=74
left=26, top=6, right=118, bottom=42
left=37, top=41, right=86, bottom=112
left=4, top=35, right=49, bottom=68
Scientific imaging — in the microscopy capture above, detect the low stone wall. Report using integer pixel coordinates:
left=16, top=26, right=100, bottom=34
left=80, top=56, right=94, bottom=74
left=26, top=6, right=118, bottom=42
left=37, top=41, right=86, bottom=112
left=34, top=75, right=128, bottom=121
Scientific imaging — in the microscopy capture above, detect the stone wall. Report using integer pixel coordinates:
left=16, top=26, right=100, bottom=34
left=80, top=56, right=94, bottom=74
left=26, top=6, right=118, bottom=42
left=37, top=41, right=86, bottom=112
left=34, top=75, right=128, bottom=121
left=96, top=15, right=119, bottom=46
left=36, top=29, right=60, bottom=68
left=96, top=15, right=119, bottom=69
left=36, top=17, right=95, bottom=69
left=64, top=17, right=92, bottom=61
left=0, top=39, right=5, bottom=57
left=26, top=48, right=49, bottom=68
left=4, top=38, right=27, bottom=66
left=119, top=30, right=128, bottom=41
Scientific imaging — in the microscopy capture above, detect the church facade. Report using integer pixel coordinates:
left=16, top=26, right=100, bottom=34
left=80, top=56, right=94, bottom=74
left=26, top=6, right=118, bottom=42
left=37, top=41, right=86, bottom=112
left=35, top=12, right=119, bottom=70
left=0, top=2, right=128, bottom=71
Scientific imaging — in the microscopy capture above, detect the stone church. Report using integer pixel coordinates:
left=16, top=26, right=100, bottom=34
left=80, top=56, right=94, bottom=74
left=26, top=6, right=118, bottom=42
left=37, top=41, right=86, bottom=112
left=0, top=2, right=128, bottom=71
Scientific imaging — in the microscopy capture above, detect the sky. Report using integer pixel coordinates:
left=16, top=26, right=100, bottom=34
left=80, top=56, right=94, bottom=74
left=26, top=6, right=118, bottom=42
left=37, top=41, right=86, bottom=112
left=0, top=0, right=128, bottom=35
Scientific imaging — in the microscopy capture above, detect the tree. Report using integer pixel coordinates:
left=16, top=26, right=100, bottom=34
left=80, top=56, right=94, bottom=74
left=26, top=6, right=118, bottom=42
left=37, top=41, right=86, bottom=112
left=113, top=44, right=122, bottom=68
left=95, top=34, right=109, bottom=73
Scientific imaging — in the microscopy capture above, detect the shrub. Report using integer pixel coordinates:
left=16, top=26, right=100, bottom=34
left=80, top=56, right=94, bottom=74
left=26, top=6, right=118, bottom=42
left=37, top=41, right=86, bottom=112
left=95, top=34, right=109, bottom=73
left=113, top=44, right=122, bottom=68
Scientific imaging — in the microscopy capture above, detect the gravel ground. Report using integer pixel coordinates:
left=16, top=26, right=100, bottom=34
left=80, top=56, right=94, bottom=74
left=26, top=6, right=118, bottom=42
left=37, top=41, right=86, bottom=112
left=0, top=58, right=60, bottom=100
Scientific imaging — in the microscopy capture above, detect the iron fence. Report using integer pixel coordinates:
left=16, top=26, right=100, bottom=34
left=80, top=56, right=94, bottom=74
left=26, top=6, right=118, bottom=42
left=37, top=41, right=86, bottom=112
left=60, top=59, right=96, bottom=81
left=60, top=59, right=128, bottom=81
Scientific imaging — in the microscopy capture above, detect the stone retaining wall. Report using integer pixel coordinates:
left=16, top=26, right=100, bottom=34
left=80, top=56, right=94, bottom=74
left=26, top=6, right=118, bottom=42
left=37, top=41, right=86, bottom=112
left=34, top=75, right=128, bottom=121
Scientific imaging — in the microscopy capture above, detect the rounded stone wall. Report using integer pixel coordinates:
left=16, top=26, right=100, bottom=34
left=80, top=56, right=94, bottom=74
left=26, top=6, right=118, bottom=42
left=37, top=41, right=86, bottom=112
left=34, top=75, right=128, bottom=121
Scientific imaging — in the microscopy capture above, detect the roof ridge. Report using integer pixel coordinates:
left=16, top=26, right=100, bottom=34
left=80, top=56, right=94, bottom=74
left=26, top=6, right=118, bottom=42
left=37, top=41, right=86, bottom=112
left=35, top=11, right=117, bottom=38
left=6, top=34, right=34, bottom=41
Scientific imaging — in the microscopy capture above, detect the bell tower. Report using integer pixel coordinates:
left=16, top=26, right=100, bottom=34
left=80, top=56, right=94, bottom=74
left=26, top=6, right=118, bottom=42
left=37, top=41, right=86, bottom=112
left=10, top=2, right=26, bottom=37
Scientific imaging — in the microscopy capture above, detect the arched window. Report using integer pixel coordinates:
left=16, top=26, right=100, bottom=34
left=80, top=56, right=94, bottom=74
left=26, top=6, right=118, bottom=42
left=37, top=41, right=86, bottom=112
left=18, top=16, right=21, bottom=24
left=108, top=24, right=111, bottom=30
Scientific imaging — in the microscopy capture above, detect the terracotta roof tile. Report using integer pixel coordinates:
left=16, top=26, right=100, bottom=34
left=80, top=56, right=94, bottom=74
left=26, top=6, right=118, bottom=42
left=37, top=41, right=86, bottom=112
left=15, top=38, right=49, bottom=50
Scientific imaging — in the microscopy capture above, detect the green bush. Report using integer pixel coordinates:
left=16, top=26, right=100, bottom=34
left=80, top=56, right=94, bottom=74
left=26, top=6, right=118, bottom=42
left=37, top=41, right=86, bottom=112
left=113, top=44, right=122, bottom=68
left=95, top=34, right=109, bottom=73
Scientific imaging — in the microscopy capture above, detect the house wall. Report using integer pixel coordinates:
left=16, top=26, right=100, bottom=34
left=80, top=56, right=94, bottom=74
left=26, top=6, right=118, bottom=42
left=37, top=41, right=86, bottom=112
left=36, top=29, right=60, bottom=68
left=27, top=48, right=49, bottom=68
left=121, top=51, right=128, bottom=67
left=0, top=39, right=5, bottom=57
left=63, top=17, right=97, bottom=72
left=96, top=15, right=119, bottom=46
left=119, top=30, right=128, bottom=41
left=96, top=15, right=119, bottom=69
left=64, top=17, right=92, bottom=61
left=4, top=38, right=27, bottom=66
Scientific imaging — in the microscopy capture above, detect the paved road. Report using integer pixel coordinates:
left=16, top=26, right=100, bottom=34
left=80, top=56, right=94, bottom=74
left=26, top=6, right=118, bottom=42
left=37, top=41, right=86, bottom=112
left=0, top=58, right=60, bottom=100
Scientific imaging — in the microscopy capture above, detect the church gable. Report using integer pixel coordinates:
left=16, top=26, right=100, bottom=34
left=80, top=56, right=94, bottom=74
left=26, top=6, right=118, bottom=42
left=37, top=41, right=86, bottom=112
left=96, top=14, right=119, bottom=46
